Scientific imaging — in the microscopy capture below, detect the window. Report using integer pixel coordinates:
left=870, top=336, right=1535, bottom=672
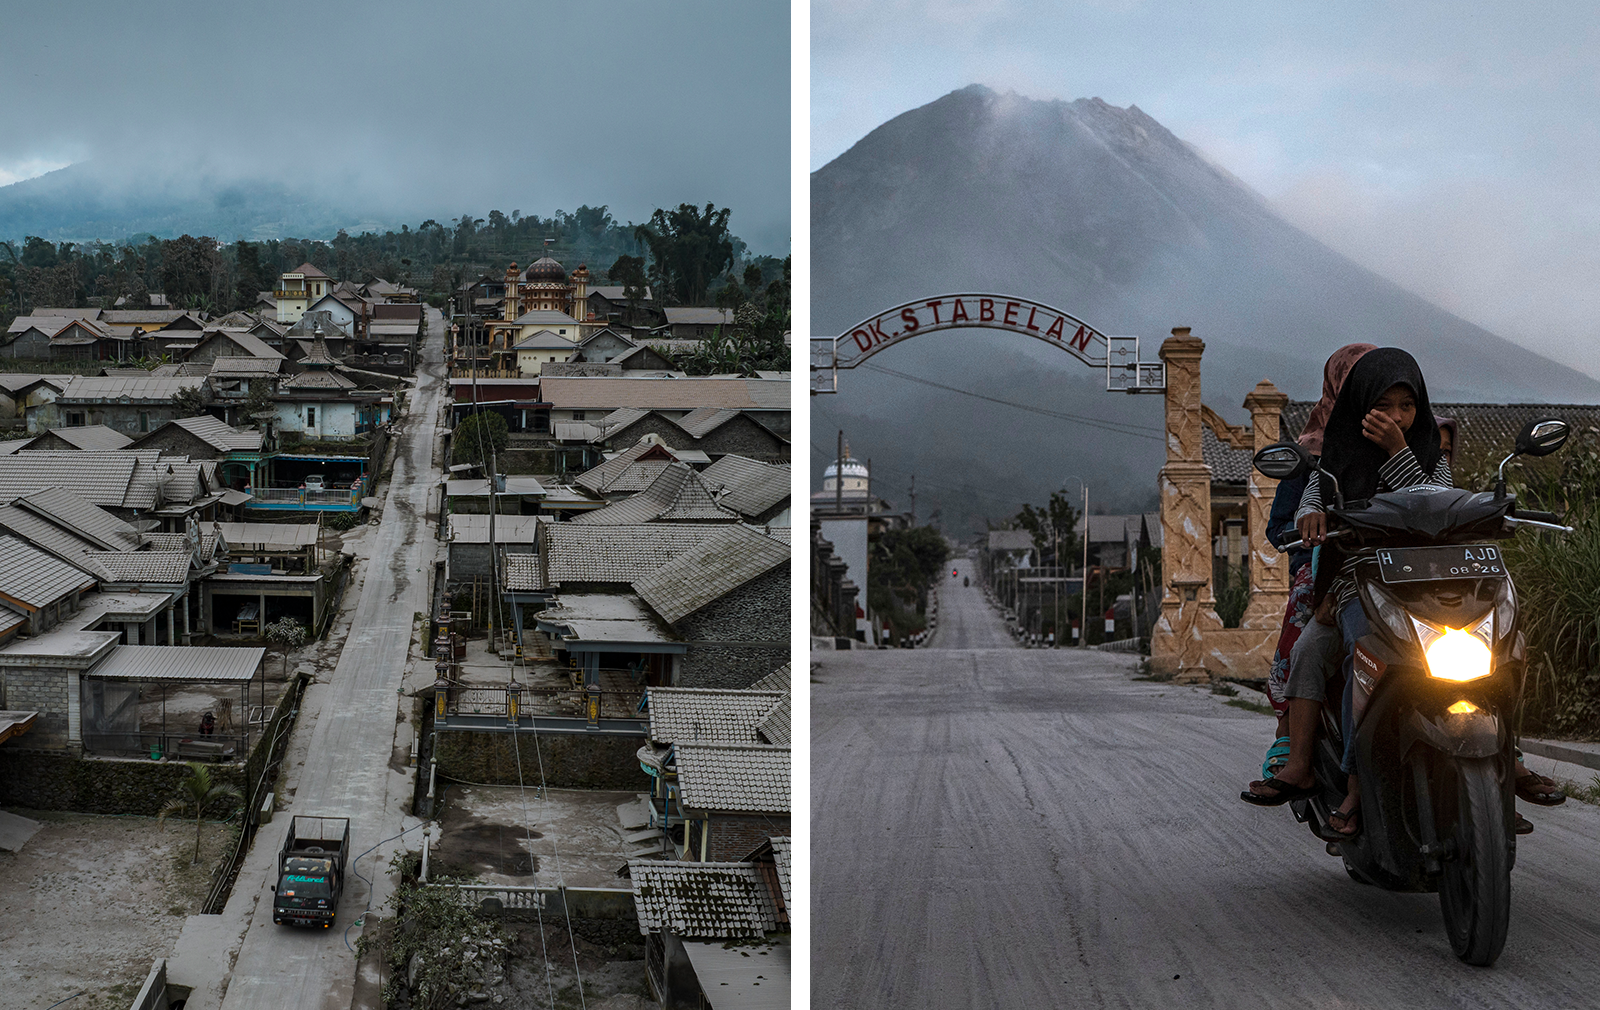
left=306, top=407, right=316, bottom=428
left=572, top=411, right=586, bottom=421
left=67, top=412, right=86, bottom=426
left=139, top=412, right=149, bottom=433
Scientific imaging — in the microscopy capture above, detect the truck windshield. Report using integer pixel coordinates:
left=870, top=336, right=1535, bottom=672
left=280, top=874, right=331, bottom=898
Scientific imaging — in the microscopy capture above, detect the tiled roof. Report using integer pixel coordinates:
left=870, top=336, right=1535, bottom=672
left=756, top=696, right=790, bottom=746
left=12, top=487, right=140, bottom=549
left=512, top=329, right=576, bottom=351
left=0, top=504, right=102, bottom=563
left=33, top=425, right=133, bottom=451
left=190, top=329, right=285, bottom=360
left=0, top=453, right=146, bottom=508
left=770, top=838, right=791, bottom=907
left=1200, top=425, right=1250, bottom=483
left=541, top=376, right=789, bottom=412
left=571, top=464, right=739, bottom=526
left=6, top=315, right=69, bottom=336
left=628, top=861, right=779, bottom=938
left=208, top=356, right=283, bottom=377
left=511, top=309, right=581, bottom=327
left=675, top=743, right=790, bottom=814
left=747, top=662, right=790, bottom=693
left=632, top=525, right=789, bottom=624
left=542, top=523, right=735, bottom=586
left=574, top=439, right=688, bottom=495
left=592, top=407, right=650, bottom=437
left=503, top=553, right=544, bottom=591
left=646, top=688, right=785, bottom=744
left=287, top=261, right=329, bottom=278
left=84, top=550, right=191, bottom=584
left=702, top=455, right=790, bottom=519
left=608, top=460, right=673, bottom=494
left=281, top=369, right=357, bottom=390
left=162, top=415, right=264, bottom=452
left=675, top=407, right=741, bottom=438
left=0, top=535, right=97, bottom=608
left=55, top=375, right=206, bottom=402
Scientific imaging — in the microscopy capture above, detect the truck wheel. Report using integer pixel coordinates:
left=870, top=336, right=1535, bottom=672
left=1437, top=755, right=1511, bottom=966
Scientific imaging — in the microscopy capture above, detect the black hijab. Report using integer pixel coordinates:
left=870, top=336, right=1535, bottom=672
left=1318, top=347, right=1441, bottom=505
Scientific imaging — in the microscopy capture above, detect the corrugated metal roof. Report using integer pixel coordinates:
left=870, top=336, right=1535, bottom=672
left=675, top=743, right=790, bottom=814
left=447, top=514, right=541, bottom=544
left=662, top=307, right=735, bottom=327
left=91, top=645, right=264, bottom=681
left=542, top=376, right=789, bottom=412
left=0, top=535, right=98, bottom=608
left=680, top=941, right=790, bottom=1008
left=35, top=425, right=134, bottom=451
left=215, top=522, right=317, bottom=550
left=55, top=376, right=206, bottom=401
left=646, top=687, right=785, bottom=744
left=536, top=593, right=681, bottom=646
left=628, top=861, right=779, bottom=938
left=632, top=525, right=789, bottom=624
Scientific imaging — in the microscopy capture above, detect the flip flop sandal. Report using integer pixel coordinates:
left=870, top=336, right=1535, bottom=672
left=1240, top=776, right=1319, bottom=807
left=1260, top=735, right=1292, bottom=781
left=1328, top=807, right=1360, bottom=837
left=1516, top=771, right=1567, bottom=806
left=1515, top=812, right=1534, bottom=835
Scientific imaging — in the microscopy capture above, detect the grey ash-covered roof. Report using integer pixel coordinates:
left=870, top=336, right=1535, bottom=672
left=208, top=356, right=283, bottom=378
left=0, top=452, right=160, bottom=509
left=93, top=645, right=264, bottom=680
left=755, top=695, right=790, bottom=746
left=646, top=688, right=786, bottom=744
left=675, top=406, right=741, bottom=438
left=55, top=375, right=206, bottom=402
left=502, top=553, right=544, bottom=591
left=627, top=860, right=780, bottom=938
left=632, top=524, right=789, bottom=624
left=701, top=455, right=790, bottom=520
left=512, top=329, right=577, bottom=351
left=11, top=487, right=141, bottom=549
left=536, top=593, right=681, bottom=646
left=541, top=522, right=736, bottom=587
left=29, top=425, right=133, bottom=451
left=1200, top=425, right=1251, bottom=483
left=770, top=837, right=791, bottom=907
left=1281, top=400, right=1600, bottom=464
left=570, top=463, right=739, bottom=526
left=85, top=550, right=192, bottom=584
left=542, top=375, right=789, bottom=412
left=747, top=663, right=790, bottom=693
left=675, top=743, right=790, bottom=814
left=280, top=369, right=357, bottom=391
left=573, top=438, right=689, bottom=496
left=662, top=307, right=735, bottom=327
left=165, top=414, right=264, bottom=452
left=0, top=535, right=98, bottom=609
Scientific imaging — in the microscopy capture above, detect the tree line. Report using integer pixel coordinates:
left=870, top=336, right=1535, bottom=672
left=0, top=202, right=784, bottom=322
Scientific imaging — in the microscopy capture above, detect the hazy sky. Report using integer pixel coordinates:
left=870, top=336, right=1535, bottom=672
left=0, top=0, right=790, bottom=252
left=813, top=0, right=1600, bottom=377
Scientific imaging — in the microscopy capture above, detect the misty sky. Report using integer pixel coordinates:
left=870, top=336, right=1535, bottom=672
left=813, top=0, right=1600, bottom=377
left=0, top=0, right=790, bottom=252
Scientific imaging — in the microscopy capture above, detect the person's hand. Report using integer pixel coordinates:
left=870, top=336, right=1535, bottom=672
left=1363, top=407, right=1408, bottom=456
left=1297, top=512, right=1327, bottom=546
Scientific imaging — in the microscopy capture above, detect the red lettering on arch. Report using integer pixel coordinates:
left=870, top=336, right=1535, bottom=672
left=980, top=298, right=995, bottom=322
left=1045, top=316, right=1065, bottom=340
left=901, top=307, right=920, bottom=332
left=1003, top=301, right=1019, bottom=326
left=1070, top=325, right=1094, bottom=352
left=852, top=329, right=872, bottom=352
left=951, top=299, right=970, bottom=323
left=926, top=300, right=943, bottom=323
left=1025, top=305, right=1039, bottom=331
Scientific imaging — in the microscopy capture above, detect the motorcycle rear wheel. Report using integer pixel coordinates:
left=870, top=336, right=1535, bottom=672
left=1437, top=755, right=1511, bottom=966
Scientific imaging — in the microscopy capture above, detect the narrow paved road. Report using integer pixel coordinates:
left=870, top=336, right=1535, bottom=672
left=217, top=313, right=445, bottom=1010
left=927, top=558, right=1014, bottom=650
left=813, top=643, right=1600, bottom=1008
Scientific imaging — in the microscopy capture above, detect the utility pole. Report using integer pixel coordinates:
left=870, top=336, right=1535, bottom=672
left=835, top=430, right=843, bottom=516
left=909, top=474, right=916, bottom=526
left=1081, top=484, right=1091, bottom=648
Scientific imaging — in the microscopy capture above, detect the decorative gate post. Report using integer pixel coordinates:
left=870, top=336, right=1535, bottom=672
left=1242, top=380, right=1290, bottom=625
left=1152, top=328, right=1219, bottom=682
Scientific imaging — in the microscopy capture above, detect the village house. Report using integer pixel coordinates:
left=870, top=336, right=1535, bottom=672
left=658, top=306, right=735, bottom=340
left=26, top=375, right=208, bottom=435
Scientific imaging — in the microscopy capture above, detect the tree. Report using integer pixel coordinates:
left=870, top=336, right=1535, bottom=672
left=161, top=234, right=217, bottom=306
left=451, top=411, right=509, bottom=466
left=1015, top=488, right=1081, bottom=565
left=171, top=385, right=208, bottom=417
left=234, top=239, right=265, bottom=310
left=265, top=616, right=308, bottom=676
left=633, top=203, right=735, bottom=305
left=158, top=762, right=244, bottom=864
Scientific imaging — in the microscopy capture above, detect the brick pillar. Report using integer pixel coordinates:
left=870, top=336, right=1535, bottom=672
left=1151, top=329, right=1220, bottom=682
left=1242, top=380, right=1291, bottom=626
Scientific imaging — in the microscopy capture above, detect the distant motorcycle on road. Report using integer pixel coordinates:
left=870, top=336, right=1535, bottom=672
left=1249, top=417, right=1571, bottom=966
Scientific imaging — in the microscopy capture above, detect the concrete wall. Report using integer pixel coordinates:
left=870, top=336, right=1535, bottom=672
left=2, top=667, right=72, bottom=748
left=447, top=541, right=535, bottom=580
left=0, top=750, right=245, bottom=814
left=433, top=730, right=647, bottom=790
left=676, top=565, right=788, bottom=689
left=274, top=400, right=359, bottom=439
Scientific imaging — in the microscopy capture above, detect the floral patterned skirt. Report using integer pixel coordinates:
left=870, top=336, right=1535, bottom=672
left=1266, top=562, right=1315, bottom=717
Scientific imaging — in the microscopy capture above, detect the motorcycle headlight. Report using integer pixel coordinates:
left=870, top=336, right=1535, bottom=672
left=1362, top=581, right=1415, bottom=644
left=1492, top=579, right=1515, bottom=642
left=1422, top=622, right=1494, bottom=682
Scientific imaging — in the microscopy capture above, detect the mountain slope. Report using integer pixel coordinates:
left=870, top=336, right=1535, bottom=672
left=811, top=85, right=1600, bottom=532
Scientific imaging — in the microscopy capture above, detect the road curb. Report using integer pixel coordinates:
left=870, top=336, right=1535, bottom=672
left=1520, top=738, right=1600, bottom=773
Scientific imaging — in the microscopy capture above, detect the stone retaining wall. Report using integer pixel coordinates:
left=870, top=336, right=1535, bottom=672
left=434, top=731, right=647, bottom=790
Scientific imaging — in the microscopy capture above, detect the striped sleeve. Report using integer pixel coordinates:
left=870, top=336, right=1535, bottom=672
left=1295, top=470, right=1323, bottom=520
left=1378, top=446, right=1453, bottom=491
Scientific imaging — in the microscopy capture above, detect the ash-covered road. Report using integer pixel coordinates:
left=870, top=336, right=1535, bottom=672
left=812, top=578, right=1600, bottom=1008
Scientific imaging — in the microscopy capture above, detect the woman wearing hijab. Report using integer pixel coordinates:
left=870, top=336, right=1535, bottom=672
left=1254, top=345, right=1375, bottom=784
left=1245, top=349, right=1450, bottom=834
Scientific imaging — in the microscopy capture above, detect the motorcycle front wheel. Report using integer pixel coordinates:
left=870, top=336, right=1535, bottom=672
left=1437, top=755, right=1512, bottom=966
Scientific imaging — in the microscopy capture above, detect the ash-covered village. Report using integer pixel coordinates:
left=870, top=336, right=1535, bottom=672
left=0, top=231, right=792, bottom=1009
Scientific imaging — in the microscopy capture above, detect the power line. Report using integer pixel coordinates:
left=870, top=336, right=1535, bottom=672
left=808, top=439, right=1049, bottom=509
left=858, top=362, right=1165, bottom=440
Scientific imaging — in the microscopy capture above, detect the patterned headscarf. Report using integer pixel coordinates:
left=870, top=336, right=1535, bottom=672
left=1298, top=343, right=1378, bottom=455
left=1434, top=415, right=1458, bottom=465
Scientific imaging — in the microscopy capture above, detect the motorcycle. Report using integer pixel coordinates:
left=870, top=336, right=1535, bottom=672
left=1251, top=416, right=1571, bottom=966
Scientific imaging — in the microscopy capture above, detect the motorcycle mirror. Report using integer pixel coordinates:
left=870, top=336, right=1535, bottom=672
left=1252, top=441, right=1311, bottom=481
left=1515, top=417, right=1569, bottom=458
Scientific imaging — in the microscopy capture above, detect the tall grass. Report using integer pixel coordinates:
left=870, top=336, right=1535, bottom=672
left=1503, top=431, right=1600, bottom=739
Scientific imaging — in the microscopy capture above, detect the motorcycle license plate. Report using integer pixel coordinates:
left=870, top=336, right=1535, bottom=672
left=1375, top=545, right=1505, bottom=583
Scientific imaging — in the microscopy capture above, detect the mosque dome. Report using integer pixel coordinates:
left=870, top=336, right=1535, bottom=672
left=525, top=257, right=567, bottom=283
